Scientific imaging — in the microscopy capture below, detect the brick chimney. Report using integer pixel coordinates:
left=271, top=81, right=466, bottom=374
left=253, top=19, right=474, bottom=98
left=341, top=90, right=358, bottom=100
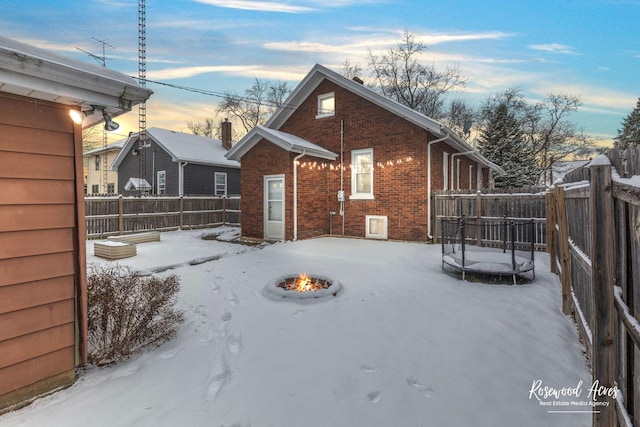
left=221, top=118, right=232, bottom=150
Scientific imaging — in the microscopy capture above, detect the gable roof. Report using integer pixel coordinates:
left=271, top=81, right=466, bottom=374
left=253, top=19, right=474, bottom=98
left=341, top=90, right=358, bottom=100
left=261, top=63, right=502, bottom=174
left=123, top=178, right=151, bottom=191
left=84, top=141, right=126, bottom=157
left=0, top=36, right=152, bottom=128
left=111, top=127, right=240, bottom=171
left=226, top=126, right=338, bottom=161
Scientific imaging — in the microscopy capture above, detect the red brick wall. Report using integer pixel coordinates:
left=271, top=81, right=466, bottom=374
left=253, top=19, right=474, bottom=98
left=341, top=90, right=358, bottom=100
left=240, top=79, right=485, bottom=242
left=240, top=140, right=291, bottom=240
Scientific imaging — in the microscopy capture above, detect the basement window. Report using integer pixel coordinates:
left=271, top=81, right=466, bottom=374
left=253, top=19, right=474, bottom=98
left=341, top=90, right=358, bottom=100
left=366, top=215, right=388, bottom=239
left=316, top=92, right=335, bottom=118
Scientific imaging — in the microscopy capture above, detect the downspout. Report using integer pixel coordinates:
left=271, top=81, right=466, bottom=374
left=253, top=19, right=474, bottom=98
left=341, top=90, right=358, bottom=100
left=427, top=130, right=449, bottom=240
left=179, top=162, right=188, bottom=196
left=293, top=151, right=307, bottom=241
left=451, top=151, right=475, bottom=191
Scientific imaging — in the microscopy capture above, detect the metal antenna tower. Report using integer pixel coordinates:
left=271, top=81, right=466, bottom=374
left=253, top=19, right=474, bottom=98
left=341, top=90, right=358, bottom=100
left=138, top=0, right=148, bottom=194
left=77, top=38, right=115, bottom=193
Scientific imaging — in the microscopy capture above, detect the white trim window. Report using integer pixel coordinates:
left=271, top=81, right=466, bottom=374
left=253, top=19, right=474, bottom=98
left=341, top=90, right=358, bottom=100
left=350, top=148, right=374, bottom=199
left=443, top=152, right=449, bottom=190
left=316, top=92, right=335, bottom=118
left=366, top=215, right=388, bottom=239
left=456, top=158, right=461, bottom=190
left=157, top=170, right=166, bottom=195
left=215, top=172, right=227, bottom=195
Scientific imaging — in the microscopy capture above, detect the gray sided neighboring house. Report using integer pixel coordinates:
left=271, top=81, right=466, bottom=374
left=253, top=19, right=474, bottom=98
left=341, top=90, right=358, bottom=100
left=111, top=127, right=240, bottom=196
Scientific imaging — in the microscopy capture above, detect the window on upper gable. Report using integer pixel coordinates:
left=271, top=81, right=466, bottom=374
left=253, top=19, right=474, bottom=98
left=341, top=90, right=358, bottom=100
left=316, top=92, right=335, bottom=118
left=350, top=148, right=374, bottom=200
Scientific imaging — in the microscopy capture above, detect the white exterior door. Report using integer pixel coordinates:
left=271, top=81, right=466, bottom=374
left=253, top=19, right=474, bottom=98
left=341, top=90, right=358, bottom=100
left=264, top=175, right=285, bottom=240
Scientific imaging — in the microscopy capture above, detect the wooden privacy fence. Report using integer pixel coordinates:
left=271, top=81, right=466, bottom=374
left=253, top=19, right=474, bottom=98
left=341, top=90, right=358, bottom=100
left=433, top=188, right=547, bottom=250
left=547, top=147, right=640, bottom=427
left=85, top=195, right=241, bottom=239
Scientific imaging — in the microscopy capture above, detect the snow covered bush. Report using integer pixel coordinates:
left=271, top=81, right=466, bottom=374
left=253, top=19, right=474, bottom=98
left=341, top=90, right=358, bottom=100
left=87, top=265, right=184, bottom=365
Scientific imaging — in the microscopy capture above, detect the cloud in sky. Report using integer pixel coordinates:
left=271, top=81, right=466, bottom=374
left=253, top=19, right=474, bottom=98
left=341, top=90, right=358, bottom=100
left=527, top=43, right=580, bottom=55
left=193, top=0, right=317, bottom=13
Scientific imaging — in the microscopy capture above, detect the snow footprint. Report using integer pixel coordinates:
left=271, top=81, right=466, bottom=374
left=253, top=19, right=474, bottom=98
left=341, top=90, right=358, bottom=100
left=407, top=378, right=434, bottom=398
left=227, top=334, right=243, bottom=355
left=361, top=365, right=378, bottom=373
left=159, top=346, right=182, bottom=360
left=367, top=391, right=382, bottom=403
left=205, top=363, right=232, bottom=403
left=226, top=292, right=239, bottom=307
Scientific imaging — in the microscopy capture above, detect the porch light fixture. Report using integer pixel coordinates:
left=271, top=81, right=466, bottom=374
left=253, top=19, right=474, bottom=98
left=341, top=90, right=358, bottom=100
left=68, top=105, right=119, bottom=131
left=101, top=109, right=120, bottom=131
left=69, top=108, right=87, bottom=125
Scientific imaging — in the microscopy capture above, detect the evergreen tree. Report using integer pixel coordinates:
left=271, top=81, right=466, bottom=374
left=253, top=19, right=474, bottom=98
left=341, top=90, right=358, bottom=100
left=478, top=90, right=540, bottom=188
left=614, top=97, right=640, bottom=149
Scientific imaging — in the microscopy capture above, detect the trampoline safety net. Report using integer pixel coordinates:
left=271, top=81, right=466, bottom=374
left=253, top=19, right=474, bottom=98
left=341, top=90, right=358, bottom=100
left=440, top=216, right=536, bottom=284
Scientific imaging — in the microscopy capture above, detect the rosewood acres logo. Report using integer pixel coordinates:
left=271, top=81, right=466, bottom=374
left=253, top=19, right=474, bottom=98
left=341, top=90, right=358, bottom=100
left=529, top=379, right=619, bottom=412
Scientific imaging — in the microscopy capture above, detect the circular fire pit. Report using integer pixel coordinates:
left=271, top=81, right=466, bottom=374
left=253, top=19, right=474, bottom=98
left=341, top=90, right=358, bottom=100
left=264, top=273, right=342, bottom=300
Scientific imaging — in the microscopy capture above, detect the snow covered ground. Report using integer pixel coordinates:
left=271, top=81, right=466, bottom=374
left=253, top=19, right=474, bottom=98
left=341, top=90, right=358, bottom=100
left=1, top=228, right=592, bottom=427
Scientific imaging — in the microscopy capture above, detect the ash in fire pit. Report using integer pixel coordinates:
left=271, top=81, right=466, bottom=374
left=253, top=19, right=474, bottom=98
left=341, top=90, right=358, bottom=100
left=264, top=273, right=342, bottom=300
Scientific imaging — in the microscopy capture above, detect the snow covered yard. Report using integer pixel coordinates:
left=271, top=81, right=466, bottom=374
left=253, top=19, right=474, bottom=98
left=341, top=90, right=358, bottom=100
left=1, top=228, right=591, bottom=427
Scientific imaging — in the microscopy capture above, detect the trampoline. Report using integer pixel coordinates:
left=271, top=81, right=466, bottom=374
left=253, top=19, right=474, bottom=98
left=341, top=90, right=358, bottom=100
left=441, top=216, right=536, bottom=284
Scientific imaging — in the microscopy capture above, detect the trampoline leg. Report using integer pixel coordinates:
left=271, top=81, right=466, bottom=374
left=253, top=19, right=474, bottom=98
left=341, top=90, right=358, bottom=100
left=462, top=271, right=466, bottom=281
left=512, top=274, right=516, bottom=285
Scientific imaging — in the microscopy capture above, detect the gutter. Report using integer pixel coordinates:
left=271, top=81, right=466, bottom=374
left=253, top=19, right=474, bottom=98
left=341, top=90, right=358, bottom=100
left=179, top=162, right=188, bottom=196
left=293, top=151, right=307, bottom=241
left=427, top=130, right=450, bottom=240
left=451, top=151, right=475, bottom=190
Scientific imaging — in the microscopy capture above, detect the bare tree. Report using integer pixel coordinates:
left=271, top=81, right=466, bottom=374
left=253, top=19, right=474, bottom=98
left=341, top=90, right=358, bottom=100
left=218, top=78, right=291, bottom=134
left=477, top=88, right=597, bottom=185
left=185, top=118, right=219, bottom=139
left=341, top=58, right=362, bottom=80
left=82, top=125, right=104, bottom=152
left=442, top=99, right=477, bottom=139
left=528, top=93, right=597, bottom=180
left=367, top=29, right=466, bottom=119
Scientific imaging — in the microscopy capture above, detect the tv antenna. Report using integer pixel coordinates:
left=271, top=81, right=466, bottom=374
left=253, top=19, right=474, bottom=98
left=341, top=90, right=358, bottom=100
left=76, top=37, right=115, bottom=68
left=77, top=37, right=116, bottom=193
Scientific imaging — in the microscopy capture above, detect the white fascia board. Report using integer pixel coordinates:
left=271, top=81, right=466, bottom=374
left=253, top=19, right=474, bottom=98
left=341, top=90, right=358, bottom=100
left=0, top=39, right=152, bottom=128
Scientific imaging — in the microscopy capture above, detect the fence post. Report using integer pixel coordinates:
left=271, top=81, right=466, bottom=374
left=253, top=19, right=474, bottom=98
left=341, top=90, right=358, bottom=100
left=476, top=190, right=482, bottom=246
left=588, top=156, right=615, bottom=427
left=222, top=195, right=227, bottom=226
left=118, top=195, right=123, bottom=235
left=179, top=195, right=184, bottom=230
left=545, top=191, right=557, bottom=274
left=554, top=185, right=572, bottom=315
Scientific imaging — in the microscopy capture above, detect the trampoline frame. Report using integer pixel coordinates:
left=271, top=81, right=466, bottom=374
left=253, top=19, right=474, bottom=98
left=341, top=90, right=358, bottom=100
left=441, top=216, right=536, bottom=284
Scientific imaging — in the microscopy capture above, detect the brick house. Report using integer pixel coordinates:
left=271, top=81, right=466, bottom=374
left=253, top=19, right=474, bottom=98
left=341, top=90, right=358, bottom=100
left=0, top=35, right=151, bottom=410
left=226, top=64, right=503, bottom=242
left=110, top=124, right=240, bottom=196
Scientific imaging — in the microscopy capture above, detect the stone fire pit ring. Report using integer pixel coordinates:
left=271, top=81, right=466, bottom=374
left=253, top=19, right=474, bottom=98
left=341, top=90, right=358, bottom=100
left=263, top=273, right=342, bottom=301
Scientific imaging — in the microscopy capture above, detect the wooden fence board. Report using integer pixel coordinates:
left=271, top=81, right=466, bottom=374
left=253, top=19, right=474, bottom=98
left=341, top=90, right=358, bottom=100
left=85, top=195, right=241, bottom=238
left=548, top=146, right=640, bottom=427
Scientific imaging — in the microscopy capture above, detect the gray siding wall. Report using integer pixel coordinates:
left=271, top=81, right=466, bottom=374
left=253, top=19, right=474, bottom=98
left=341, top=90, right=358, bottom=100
left=184, top=164, right=240, bottom=195
left=118, top=140, right=178, bottom=195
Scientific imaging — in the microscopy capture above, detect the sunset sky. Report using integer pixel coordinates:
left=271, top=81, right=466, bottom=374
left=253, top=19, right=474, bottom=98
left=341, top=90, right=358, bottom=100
left=3, top=0, right=638, bottom=145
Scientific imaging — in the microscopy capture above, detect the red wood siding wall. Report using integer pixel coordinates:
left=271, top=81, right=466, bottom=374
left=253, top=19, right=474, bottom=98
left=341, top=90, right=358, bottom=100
left=241, top=80, right=485, bottom=241
left=0, top=93, right=85, bottom=409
